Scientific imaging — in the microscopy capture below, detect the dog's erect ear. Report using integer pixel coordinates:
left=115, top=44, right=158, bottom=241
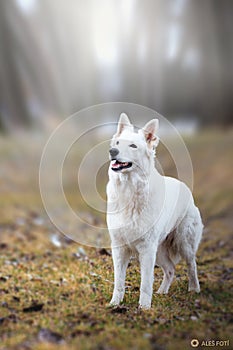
left=115, top=113, right=133, bottom=137
left=141, top=119, right=159, bottom=149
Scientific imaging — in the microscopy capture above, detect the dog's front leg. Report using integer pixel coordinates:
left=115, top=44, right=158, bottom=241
left=110, top=246, right=130, bottom=306
left=138, top=247, right=157, bottom=309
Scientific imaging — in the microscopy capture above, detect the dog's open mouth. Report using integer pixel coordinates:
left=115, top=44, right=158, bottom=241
left=111, top=160, right=133, bottom=171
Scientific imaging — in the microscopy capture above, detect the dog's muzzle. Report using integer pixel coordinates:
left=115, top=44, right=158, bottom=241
left=109, top=148, right=132, bottom=171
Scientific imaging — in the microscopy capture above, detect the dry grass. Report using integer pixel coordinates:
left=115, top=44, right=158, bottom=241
left=0, top=129, right=232, bottom=350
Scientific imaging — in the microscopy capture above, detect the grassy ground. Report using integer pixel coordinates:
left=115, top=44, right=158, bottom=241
left=0, top=129, right=232, bottom=350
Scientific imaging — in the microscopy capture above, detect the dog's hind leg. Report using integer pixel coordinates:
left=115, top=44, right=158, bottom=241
left=177, top=208, right=203, bottom=293
left=156, top=243, right=175, bottom=294
left=186, top=256, right=200, bottom=292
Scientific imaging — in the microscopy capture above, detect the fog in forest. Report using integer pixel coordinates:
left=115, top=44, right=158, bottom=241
left=0, top=0, right=233, bottom=132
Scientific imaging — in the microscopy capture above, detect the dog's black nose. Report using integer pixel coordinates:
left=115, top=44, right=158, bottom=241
left=109, top=148, right=119, bottom=158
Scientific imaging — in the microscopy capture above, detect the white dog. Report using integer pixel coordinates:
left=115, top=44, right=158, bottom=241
left=106, top=113, right=203, bottom=309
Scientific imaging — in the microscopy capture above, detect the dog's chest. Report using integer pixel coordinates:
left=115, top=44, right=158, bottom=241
left=108, top=179, right=147, bottom=217
left=107, top=178, right=153, bottom=244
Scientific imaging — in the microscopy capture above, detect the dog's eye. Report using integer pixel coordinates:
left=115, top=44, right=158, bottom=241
left=116, top=141, right=119, bottom=145
left=129, top=144, right=137, bottom=148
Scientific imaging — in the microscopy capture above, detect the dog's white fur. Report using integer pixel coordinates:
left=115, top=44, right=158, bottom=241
left=106, top=113, right=203, bottom=309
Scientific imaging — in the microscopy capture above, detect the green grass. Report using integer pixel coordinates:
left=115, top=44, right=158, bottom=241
left=0, top=129, right=232, bottom=350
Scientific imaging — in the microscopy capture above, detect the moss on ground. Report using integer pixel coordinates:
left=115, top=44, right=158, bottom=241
left=0, top=130, right=232, bottom=350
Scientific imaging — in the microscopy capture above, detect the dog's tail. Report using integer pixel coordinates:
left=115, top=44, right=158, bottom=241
left=164, top=230, right=182, bottom=265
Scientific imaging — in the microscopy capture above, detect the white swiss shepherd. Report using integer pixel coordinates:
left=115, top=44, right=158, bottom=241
left=106, top=113, right=203, bottom=309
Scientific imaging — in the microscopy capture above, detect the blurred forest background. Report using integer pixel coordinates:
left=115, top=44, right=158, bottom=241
left=0, top=0, right=233, bottom=131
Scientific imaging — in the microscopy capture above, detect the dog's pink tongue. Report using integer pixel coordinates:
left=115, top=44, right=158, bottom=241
left=112, top=161, right=120, bottom=168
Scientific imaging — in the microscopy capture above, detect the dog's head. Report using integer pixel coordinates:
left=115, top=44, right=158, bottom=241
left=109, top=113, right=159, bottom=173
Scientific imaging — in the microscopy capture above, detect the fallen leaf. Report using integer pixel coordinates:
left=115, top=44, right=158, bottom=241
left=77, top=247, right=87, bottom=257
left=190, top=315, right=198, bottom=321
left=110, top=305, right=129, bottom=314
left=0, top=314, right=18, bottom=324
left=0, top=275, right=11, bottom=281
left=23, top=303, right=44, bottom=312
left=38, top=328, right=65, bottom=344
left=0, top=243, right=8, bottom=249
left=50, top=234, right=62, bottom=248
left=99, top=248, right=111, bottom=256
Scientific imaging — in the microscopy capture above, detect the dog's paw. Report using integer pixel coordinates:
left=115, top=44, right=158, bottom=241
left=109, top=296, right=123, bottom=306
left=106, top=302, right=116, bottom=309
left=188, top=286, right=200, bottom=293
left=139, top=292, right=152, bottom=309
left=110, top=291, right=124, bottom=306
left=156, top=288, right=168, bottom=294
left=138, top=303, right=151, bottom=310
left=109, top=300, right=120, bottom=307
